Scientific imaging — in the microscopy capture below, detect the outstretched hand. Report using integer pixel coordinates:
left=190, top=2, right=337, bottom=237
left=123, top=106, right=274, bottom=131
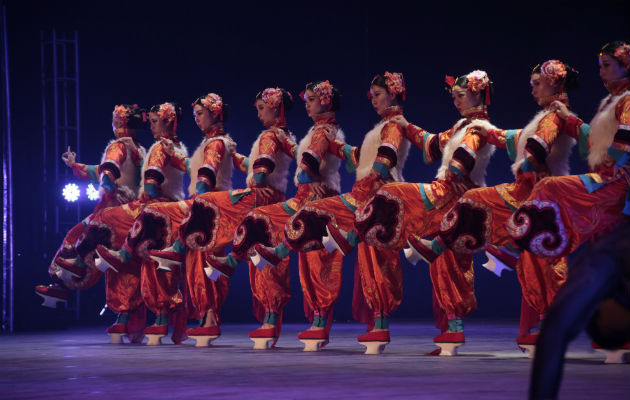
left=61, top=146, right=76, bottom=167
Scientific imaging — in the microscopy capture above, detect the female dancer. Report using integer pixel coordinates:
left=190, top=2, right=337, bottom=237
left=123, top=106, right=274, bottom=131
left=410, top=60, right=579, bottom=355
left=58, top=102, right=189, bottom=344
left=206, top=80, right=345, bottom=350
left=96, top=93, right=238, bottom=346
left=148, top=88, right=297, bottom=345
left=253, top=72, right=411, bottom=354
left=35, top=104, right=146, bottom=307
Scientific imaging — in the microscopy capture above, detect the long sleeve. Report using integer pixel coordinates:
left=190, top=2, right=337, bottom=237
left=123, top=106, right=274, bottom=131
left=232, top=152, right=249, bottom=173
left=71, top=162, right=99, bottom=184
left=405, top=123, right=450, bottom=164
left=252, top=130, right=281, bottom=184
left=486, top=128, right=522, bottom=159
left=449, top=127, right=488, bottom=178
left=297, top=126, right=335, bottom=183
left=328, top=138, right=359, bottom=173
left=373, top=121, right=405, bottom=178
left=196, top=139, right=227, bottom=193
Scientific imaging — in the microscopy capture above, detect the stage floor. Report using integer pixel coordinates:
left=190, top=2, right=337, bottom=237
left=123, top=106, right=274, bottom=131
left=0, top=322, right=628, bottom=399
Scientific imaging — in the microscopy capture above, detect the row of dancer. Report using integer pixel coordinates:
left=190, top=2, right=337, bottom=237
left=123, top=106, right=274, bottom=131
left=35, top=40, right=629, bottom=358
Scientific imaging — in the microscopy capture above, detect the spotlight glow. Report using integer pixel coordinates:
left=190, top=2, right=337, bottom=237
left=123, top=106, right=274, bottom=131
left=62, top=183, right=81, bottom=202
left=86, top=183, right=100, bottom=201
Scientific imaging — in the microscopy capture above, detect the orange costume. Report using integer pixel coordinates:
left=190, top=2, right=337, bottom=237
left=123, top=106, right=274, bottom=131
left=420, top=93, right=576, bottom=344
left=207, top=113, right=345, bottom=344
left=258, top=105, right=412, bottom=345
left=172, top=123, right=297, bottom=328
left=354, top=107, right=497, bottom=326
left=508, top=81, right=630, bottom=260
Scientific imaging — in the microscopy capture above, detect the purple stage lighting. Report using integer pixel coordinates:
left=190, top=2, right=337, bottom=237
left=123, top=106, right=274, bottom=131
left=86, top=183, right=100, bottom=201
left=62, top=183, right=80, bottom=202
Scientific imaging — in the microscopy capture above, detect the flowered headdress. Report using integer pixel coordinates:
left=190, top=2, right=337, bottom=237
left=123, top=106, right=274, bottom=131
left=113, top=105, right=132, bottom=125
left=445, top=70, right=492, bottom=105
left=540, top=60, right=568, bottom=85
left=154, top=102, right=179, bottom=139
left=197, top=93, right=224, bottom=120
left=260, top=87, right=291, bottom=122
left=301, top=80, right=334, bottom=105
left=610, top=43, right=630, bottom=69
left=368, top=71, right=406, bottom=101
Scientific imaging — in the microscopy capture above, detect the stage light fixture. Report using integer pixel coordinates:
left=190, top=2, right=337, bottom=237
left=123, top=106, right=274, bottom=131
left=86, top=183, right=100, bottom=201
left=62, top=183, right=81, bottom=202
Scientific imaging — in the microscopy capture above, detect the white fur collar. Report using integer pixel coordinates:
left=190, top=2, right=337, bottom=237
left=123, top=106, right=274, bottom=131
left=587, top=90, right=630, bottom=170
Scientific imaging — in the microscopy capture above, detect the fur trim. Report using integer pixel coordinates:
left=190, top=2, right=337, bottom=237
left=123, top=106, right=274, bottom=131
left=187, top=134, right=236, bottom=196
left=436, top=119, right=497, bottom=187
left=355, top=121, right=411, bottom=182
left=99, top=137, right=146, bottom=202
left=293, top=124, right=345, bottom=192
left=587, top=91, right=630, bottom=169
left=511, top=110, right=576, bottom=177
left=246, top=128, right=297, bottom=192
left=139, top=141, right=188, bottom=201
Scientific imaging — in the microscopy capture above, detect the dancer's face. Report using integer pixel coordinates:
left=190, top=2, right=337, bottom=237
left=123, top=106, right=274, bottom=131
left=255, top=99, right=279, bottom=128
left=148, top=112, right=168, bottom=139
left=370, top=85, right=397, bottom=116
left=599, top=54, right=628, bottom=86
left=530, top=73, right=557, bottom=106
left=452, top=86, right=481, bottom=115
left=304, top=89, right=329, bottom=118
left=193, top=104, right=218, bottom=133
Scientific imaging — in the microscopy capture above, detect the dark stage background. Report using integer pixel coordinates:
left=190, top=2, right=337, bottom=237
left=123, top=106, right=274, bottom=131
left=4, top=0, right=629, bottom=331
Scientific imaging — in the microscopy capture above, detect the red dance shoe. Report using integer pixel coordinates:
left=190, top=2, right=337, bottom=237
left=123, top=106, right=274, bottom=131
left=357, top=330, right=390, bottom=343
left=404, top=236, right=438, bottom=265
left=34, top=284, right=69, bottom=308
left=433, top=331, right=465, bottom=344
left=204, top=256, right=235, bottom=280
left=249, top=327, right=277, bottom=350
left=94, top=245, right=122, bottom=273
left=516, top=332, right=538, bottom=346
left=55, top=257, right=86, bottom=278
left=249, top=327, right=276, bottom=339
left=149, top=248, right=184, bottom=272
left=144, top=324, right=168, bottom=335
left=187, top=326, right=221, bottom=336
left=251, top=244, right=281, bottom=268
left=297, top=329, right=328, bottom=340
left=323, top=222, right=354, bottom=256
left=106, top=323, right=128, bottom=334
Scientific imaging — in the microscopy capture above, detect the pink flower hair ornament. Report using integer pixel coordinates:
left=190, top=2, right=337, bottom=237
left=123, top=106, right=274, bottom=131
left=384, top=71, right=406, bottom=101
left=612, top=44, right=630, bottom=69
left=466, top=70, right=490, bottom=93
left=540, top=60, right=568, bottom=85
left=310, top=80, right=334, bottom=105
left=200, top=93, right=224, bottom=120
left=157, top=102, right=177, bottom=123
left=113, top=105, right=131, bottom=123
left=261, top=87, right=284, bottom=109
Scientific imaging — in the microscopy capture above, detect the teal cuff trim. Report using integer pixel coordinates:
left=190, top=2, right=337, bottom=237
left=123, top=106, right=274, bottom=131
left=196, top=181, right=210, bottom=194
left=342, top=145, right=357, bottom=174
left=449, top=164, right=463, bottom=177
left=579, top=174, right=608, bottom=194
left=431, top=239, right=446, bottom=256
left=347, top=230, right=360, bottom=247
left=297, top=170, right=313, bottom=184
left=281, top=201, right=297, bottom=216
left=185, top=158, right=191, bottom=176
left=101, top=173, right=115, bottom=192
left=244, top=157, right=250, bottom=170
left=623, top=194, right=630, bottom=216
left=173, top=239, right=186, bottom=254
left=448, top=319, right=463, bottom=332
left=88, top=165, right=99, bottom=186
left=422, top=134, right=431, bottom=164
left=374, top=317, right=389, bottom=330
left=608, top=148, right=629, bottom=165
left=76, top=257, right=88, bottom=269
left=120, top=248, right=132, bottom=263
left=372, top=162, right=389, bottom=179
left=117, top=313, right=130, bottom=325
left=313, top=314, right=328, bottom=328
left=276, top=243, right=290, bottom=258
left=144, top=183, right=159, bottom=198
left=338, top=195, right=357, bottom=212
left=520, top=158, right=537, bottom=172
left=578, top=124, right=590, bottom=160
left=264, top=312, right=278, bottom=325
left=505, top=130, right=518, bottom=161
left=418, top=183, right=435, bottom=210
left=156, top=313, right=168, bottom=326
left=229, top=190, right=251, bottom=204
left=254, top=172, right=266, bottom=183
left=225, top=254, right=239, bottom=268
